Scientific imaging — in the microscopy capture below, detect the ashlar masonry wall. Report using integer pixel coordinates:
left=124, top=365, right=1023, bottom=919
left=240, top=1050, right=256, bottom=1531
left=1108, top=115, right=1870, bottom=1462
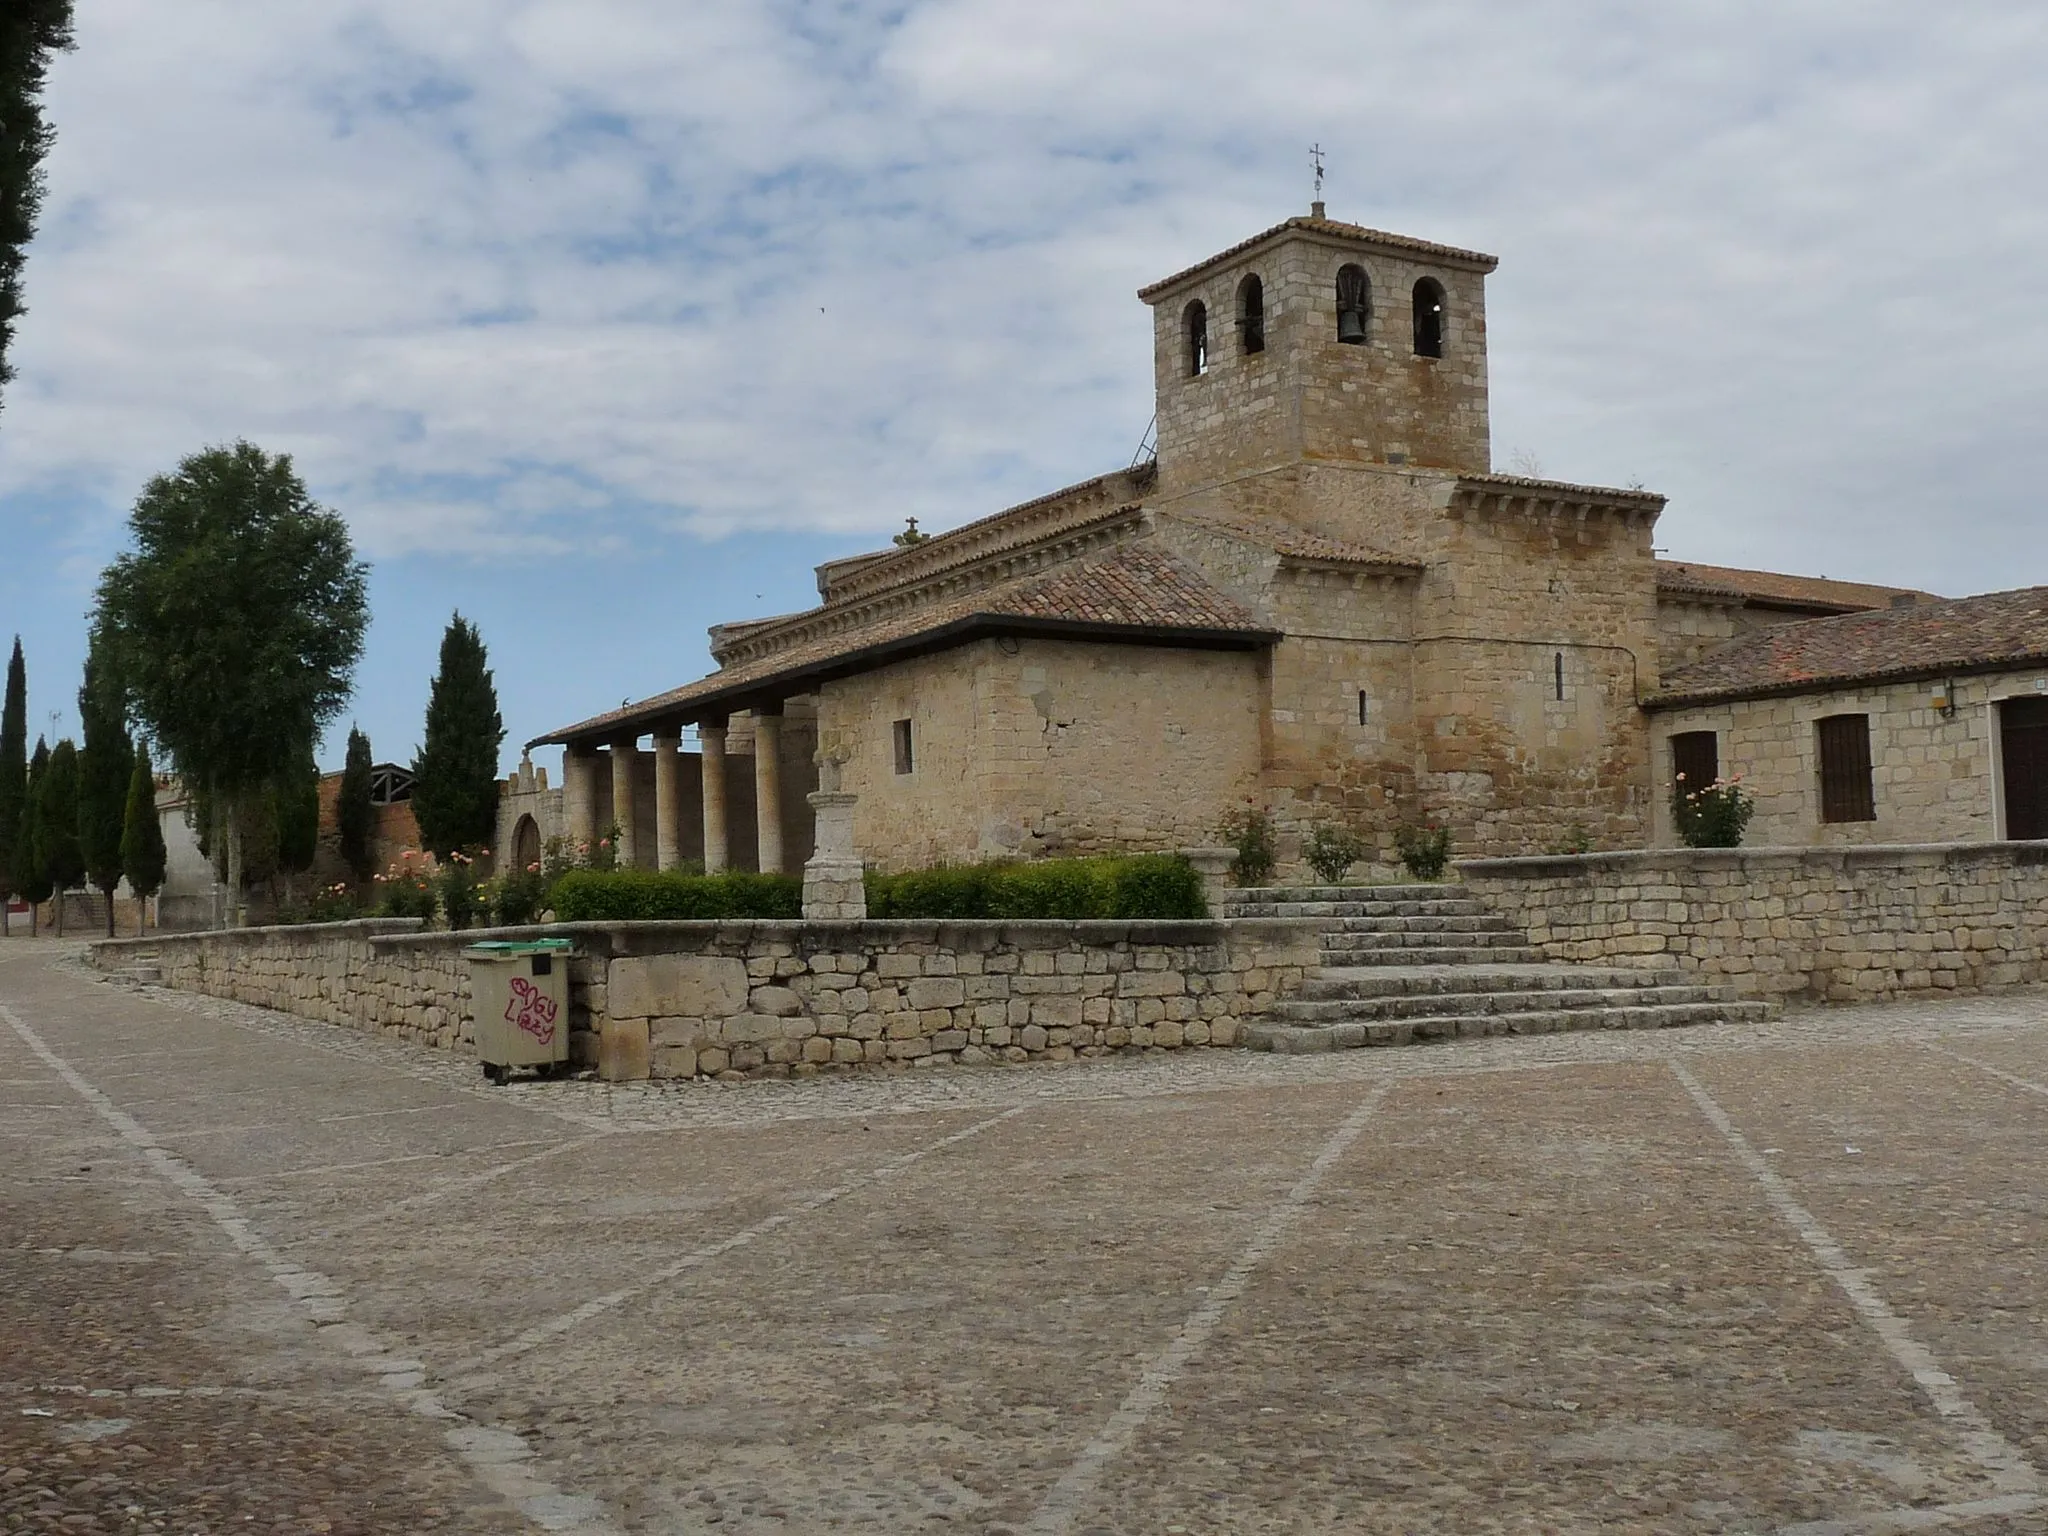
left=1649, top=667, right=2048, bottom=847
left=1460, top=842, right=2048, bottom=1003
left=90, top=917, right=1321, bottom=1082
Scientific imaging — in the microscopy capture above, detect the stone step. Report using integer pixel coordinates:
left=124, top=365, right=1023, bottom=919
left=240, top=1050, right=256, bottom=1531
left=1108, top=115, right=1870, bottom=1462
left=1309, top=944, right=1546, bottom=967
left=1320, top=925, right=1524, bottom=948
left=1269, top=984, right=1728, bottom=1024
left=1299, top=964, right=1694, bottom=1000
left=1223, top=884, right=1461, bottom=904
left=1245, top=999, right=1776, bottom=1053
left=1225, top=899, right=1495, bottom=920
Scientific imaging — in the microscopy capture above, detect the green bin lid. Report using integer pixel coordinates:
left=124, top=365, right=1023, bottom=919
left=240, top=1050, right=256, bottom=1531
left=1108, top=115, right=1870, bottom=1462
left=463, top=939, right=575, bottom=955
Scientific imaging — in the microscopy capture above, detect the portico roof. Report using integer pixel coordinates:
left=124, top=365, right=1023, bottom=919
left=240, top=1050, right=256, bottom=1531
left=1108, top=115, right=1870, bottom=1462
left=530, top=543, right=1279, bottom=748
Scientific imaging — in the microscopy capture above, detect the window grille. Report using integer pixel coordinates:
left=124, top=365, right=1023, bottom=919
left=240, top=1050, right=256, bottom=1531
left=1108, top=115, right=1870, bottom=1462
left=1816, top=714, right=1875, bottom=822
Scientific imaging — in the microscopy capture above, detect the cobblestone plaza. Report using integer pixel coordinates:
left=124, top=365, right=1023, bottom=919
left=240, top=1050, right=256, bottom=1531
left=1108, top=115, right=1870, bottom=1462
left=5, top=939, right=2048, bottom=1533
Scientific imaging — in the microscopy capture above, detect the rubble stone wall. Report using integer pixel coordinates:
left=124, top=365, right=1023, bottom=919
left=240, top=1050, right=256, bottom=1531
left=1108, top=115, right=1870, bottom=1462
left=1460, top=842, right=2048, bottom=1002
left=89, top=917, right=1321, bottom=1082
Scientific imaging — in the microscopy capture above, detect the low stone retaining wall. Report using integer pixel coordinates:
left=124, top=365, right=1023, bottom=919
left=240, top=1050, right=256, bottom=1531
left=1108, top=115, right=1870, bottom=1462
left=1459, top=842, right=2048, bottom=1003
left=89, top=917, right=1321, bottom=1081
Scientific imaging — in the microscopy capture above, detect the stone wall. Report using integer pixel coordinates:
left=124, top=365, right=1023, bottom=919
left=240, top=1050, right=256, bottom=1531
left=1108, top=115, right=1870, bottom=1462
left=89, top=917, right=1322, bottom=1081
left=1648, top=668, right=2048, bottom=847
left=1460, top=842, right=2048, bottom=1002
left=819, top=636, right=1265, bottom=869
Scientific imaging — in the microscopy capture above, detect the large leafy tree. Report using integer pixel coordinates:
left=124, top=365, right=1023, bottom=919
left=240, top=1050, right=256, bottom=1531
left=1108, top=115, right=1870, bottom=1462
left=336, top=725, right=375, bottom=886
left=11, top=736, right=48, bottom=931
left=93, top=441, right=369, bottom=926
left=78, top=647, right=134, bottom=935
left=121, top=744, right=167, bottom=928
left=0, top=0, right=76, bottom=418
left=411, top=613, right=504, bottom=858
left=0, top=638, right=24, bottom=934
left=38, top=738, right=81, bottom=934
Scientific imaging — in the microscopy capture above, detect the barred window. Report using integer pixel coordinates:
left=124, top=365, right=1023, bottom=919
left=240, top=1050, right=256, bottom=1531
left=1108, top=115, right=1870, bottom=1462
left=1816, top=714, right=1874, bottom=822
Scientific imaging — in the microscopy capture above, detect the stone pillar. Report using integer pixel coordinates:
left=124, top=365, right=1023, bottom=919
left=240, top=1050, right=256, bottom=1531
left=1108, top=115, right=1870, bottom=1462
left=564, top=745, right=600, bottom=845
left=804, top=755, right=865, bottom=920
left=700, top=719, right=729, bottom=874
left=652, top=730, right=682, bottom=871
left=611, top=739, right=640, bottom=867
left=753, top=708, right=784, bottom=875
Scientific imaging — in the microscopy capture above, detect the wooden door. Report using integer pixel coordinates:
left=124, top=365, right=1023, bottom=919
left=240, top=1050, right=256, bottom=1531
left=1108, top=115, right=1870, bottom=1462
left=2002, top=697, right=2048, bottom=840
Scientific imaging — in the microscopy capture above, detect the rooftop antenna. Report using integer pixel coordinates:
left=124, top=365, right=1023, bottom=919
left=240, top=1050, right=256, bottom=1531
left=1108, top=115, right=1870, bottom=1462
left=1310, top=143, right=1326, bottom=220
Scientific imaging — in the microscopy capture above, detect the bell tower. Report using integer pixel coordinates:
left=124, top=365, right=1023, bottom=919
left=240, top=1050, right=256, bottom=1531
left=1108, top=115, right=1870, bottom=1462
left=1137, top=211, right=1498, bottom=496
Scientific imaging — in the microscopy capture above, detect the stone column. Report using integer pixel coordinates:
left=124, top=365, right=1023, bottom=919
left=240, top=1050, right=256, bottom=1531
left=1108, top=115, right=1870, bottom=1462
left=700, top=719, right=729, bottom=874
left=753, top=708, right=784, bottom=875
left=803, top=754, right=866, bottom=920
left=564, top=745, right=600, bottom=846
left=611, top=739, right=640, bottom=867
left=652, top=730, right=682, bottom=871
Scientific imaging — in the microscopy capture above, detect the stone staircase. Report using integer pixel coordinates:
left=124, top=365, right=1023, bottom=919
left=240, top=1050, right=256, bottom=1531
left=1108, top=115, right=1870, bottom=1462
left=1231, top=884, right=1772, bottom=1053
left=105, top=946, right=164, bottom=987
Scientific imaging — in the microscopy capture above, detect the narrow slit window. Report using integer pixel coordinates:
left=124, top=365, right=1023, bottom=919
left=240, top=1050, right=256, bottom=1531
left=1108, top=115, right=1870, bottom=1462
left=1237, top=274, right=1265, bottom=354
left=1335, top=263, right=1370, bottom=345
left=1358, top=690, right=1369, bottom=726
left=1413, top=277, right=1446, bottom=358
left=1554, top=652, right=1565, bottom=701
left=1817, top=714, right=1874, bottom=822
left=1184, top=300, right=1208, bottom=376
left=892, top=718, right=914, bottom=776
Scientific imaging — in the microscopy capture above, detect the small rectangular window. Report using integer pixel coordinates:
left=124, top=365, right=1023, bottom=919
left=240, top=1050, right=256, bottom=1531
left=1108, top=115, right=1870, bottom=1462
left=1357, top=691, right=1368, bottom=725
left=892, top=718, right=914, bottom=776
left=1671, top=731, right=1718, bottom=796
left=1817, top=714, right=1874, bottom=823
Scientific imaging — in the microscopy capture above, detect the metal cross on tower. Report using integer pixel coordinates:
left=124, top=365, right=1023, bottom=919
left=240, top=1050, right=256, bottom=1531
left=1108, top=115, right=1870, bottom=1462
left=1311, top=143, right=1325, bottom=201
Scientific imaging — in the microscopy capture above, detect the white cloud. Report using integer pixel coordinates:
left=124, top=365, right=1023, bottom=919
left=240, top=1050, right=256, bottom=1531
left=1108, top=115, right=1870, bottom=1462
left=5, top=0, right=2047, bottom=597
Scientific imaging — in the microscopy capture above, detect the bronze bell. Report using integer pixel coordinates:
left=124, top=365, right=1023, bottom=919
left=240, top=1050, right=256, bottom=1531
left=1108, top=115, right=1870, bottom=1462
left=1336, top=308, right=1367, bottom=345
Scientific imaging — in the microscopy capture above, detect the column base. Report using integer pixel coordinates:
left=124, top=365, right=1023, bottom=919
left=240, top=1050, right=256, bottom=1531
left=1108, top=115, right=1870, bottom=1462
left=802, top=856, right=868, bottom=921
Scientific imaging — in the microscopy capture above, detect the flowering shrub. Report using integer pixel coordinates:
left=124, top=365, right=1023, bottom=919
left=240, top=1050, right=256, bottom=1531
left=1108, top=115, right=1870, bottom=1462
left=1393, top=821, right=1453, bottom=880
left=1673, top=774, right=1755, bottom=849
left=488, top=859, right=551, bottom=926
left=436, top=848, right=485, bottom=931
left=374, top=850, right=437, bottom=921
left=1302, top=822, right=1365, bottom=884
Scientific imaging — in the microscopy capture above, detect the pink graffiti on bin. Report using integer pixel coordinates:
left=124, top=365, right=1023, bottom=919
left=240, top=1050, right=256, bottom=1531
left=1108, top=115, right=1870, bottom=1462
left=505, top=976, right=559, bottom=1046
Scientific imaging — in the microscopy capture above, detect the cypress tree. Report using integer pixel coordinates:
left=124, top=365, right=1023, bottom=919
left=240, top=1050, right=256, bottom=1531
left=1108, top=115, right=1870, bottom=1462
left=78, top=648, right=134, bottom=935
left=337, top=725, right=374, bottom=886
left=121, top=744, right=167, bottom=930
left=0, top=1, right=78, bottom=418
left=39, top=738, right=82, bottom=934
left=13, top=737, right=50, bottom=931
left=0, top=638, right=24, bottom=935
left=274, top=746, right=320, bottom=904
left=411, top=614, right=504, bottom=858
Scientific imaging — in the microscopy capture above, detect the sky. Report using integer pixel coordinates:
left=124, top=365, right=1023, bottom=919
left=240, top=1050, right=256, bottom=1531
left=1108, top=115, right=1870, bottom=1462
left=2, top=0, right=2045, bottom=775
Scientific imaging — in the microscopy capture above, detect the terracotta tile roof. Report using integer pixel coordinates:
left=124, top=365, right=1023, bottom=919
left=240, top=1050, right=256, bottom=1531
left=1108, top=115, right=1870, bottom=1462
left=532, top=544, right=1276, bottom=746
left=1173, top=512, right=1420, bottom=571
left=1652, top=585, right=2048, bottom=707
left=1655, top=559, right=1933, bottom=612
left=1137, top=215, right=1498, bottom=302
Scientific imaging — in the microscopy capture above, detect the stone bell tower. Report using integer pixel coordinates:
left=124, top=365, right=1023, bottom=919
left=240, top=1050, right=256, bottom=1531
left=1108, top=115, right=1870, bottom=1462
left=1137, top=208, right=1498, bottom=497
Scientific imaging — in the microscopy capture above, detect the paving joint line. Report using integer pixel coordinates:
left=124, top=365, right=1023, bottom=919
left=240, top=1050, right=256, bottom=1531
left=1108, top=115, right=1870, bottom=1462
left=1020, top=1083, right=1393, bottom=1536
left=1923, top=1043, right=2048, bottom=1100
left=1668, top=1057, right=2040, bottom=1502
left=442, top=1102, right=1034, bottom=1384
left=1, top=995, right=625, bottom=1536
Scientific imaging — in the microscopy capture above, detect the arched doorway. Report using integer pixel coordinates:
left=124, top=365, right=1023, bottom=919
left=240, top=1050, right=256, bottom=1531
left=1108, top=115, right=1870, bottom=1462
left=512, top=814, right=542, bottom=874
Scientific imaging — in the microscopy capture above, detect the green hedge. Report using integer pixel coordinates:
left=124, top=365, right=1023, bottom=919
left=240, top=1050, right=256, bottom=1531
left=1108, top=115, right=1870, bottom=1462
left=549, top=869, right=803, bottom=922
left=864, top=854, right=1207, bottom=921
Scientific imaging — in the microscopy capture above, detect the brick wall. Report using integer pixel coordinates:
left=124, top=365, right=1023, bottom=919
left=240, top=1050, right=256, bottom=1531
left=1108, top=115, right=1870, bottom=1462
left=1460, top=843, right=2048, bottom=1002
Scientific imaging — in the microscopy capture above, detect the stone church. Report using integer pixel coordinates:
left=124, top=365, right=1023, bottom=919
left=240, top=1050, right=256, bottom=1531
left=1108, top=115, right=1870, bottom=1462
left=524, top=207, right=2048, bottom=874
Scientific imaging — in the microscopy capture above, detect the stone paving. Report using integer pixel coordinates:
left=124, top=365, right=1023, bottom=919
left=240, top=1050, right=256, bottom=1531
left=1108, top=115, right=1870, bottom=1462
left=4, top=936, right=2048, bottom=1533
